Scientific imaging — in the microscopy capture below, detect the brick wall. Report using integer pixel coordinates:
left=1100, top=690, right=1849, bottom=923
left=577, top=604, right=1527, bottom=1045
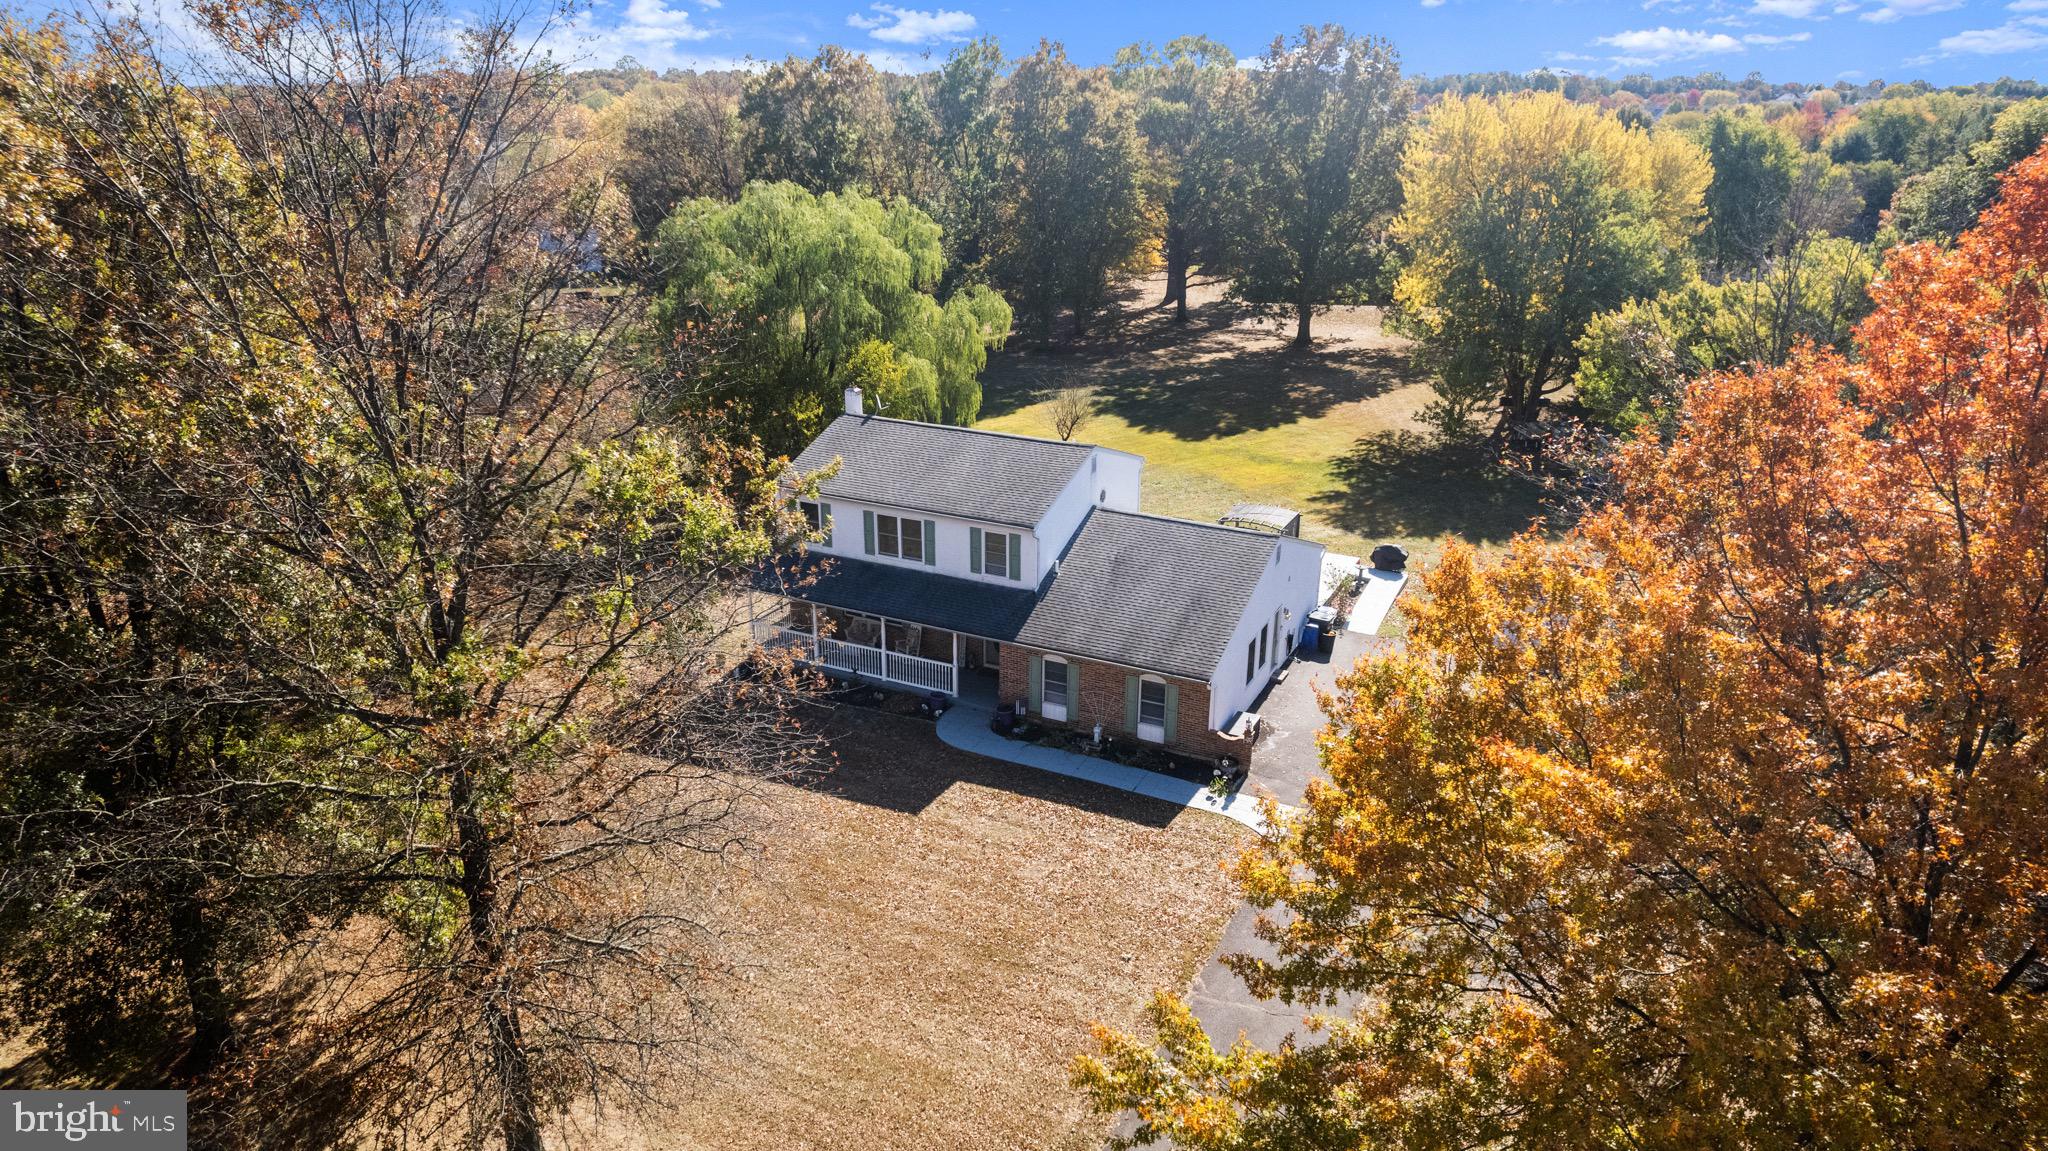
left=997, top=643, right=1254, bottom=767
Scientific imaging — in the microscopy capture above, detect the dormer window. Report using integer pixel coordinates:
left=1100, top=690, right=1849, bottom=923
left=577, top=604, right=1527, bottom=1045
left=982, top=530, right=1008, bottom=577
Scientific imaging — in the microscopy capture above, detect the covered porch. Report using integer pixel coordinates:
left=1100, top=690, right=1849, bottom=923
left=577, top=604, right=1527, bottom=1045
left=756, top=598, right=984, bottom=697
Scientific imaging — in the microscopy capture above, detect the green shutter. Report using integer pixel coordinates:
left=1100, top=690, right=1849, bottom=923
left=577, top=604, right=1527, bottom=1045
left=821, top=502, right=833, bottom=547
left=862, top=509, right=875, bottom=555
left=969, top=526, right=983, bottom=573
left=1029, top=655, right=1043, bottom=713
left=924, top=519, right=937, bottom=566
left=1162, top=683, right=1179, bottom=740
left=1007, top=533, right=1021, bottom=581
left=1124, top=676, right=1140, bottom=732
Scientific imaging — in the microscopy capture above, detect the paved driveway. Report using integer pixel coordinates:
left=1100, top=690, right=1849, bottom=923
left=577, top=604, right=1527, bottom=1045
left=1240, top=629, right=1398, bottom=807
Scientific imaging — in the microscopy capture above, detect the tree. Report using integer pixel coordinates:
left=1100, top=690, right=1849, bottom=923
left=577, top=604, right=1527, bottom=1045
left=990, top=43, right=1151, bottom=344
left=894, top=38, right=1009, bottom=285
left=615, top=76, right=748, bottom=237
left=1393, top=91, right=1711, bottom=439
left=1884, top=98, right=2048, bottom=246
left=653, top=182, right=1011, bottom=447
left=1574, top=237, right=1875, bottom=431
left=738, top=46, right=894, bottom=195
left=1697, top=114, right=1796, bottom=274
left=1208, top=25, right=1407, bottom=346
left=1078, top=144, right=2048, bottom=1151
left=1046, top=386, right=1097, bottom=441
left=0, top=7, right=819, bottom=1150
left=1113, top=36, right=1239, bottom=322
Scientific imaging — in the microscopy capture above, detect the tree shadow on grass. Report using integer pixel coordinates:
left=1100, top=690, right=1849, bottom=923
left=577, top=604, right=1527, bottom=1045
left=1312, top=430, right=1547, bottom=547
left=979, top=288, right=1421, bottom=438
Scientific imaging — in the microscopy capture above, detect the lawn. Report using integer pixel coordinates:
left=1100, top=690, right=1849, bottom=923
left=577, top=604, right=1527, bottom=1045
left=976, top=275, right=1544, bottom=575
left=598, top=704, right=1250, bottom=1151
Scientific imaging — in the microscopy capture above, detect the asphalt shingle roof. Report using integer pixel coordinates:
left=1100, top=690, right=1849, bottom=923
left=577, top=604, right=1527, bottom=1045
left=789, top=415, right=1094, bottom=528
left=1014, top=509, right=1282, bottom=682
left=752, top=554, right=1038, bottom=640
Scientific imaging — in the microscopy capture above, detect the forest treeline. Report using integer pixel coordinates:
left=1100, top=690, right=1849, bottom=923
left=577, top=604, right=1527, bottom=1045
left=568, top=32, right=2047, bottom=445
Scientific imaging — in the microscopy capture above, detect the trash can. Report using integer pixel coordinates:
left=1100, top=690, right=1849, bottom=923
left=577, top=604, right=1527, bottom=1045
left=1308, top=606, right=1339, bottom=654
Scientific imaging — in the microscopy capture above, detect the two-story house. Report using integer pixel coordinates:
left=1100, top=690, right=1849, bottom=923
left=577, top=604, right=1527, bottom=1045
left=752, top=387, right=1326, bottom=767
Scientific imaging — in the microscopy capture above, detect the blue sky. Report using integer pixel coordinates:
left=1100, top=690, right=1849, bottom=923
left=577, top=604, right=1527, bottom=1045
left=527, top=0, right=2048, bottom=86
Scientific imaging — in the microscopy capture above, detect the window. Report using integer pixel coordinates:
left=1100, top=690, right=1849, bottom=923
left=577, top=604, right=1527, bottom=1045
left=874, top=514, right=923, bottom=562
left=1246, top=640, right=1256, bottom=685
left=1139, top=679, right=1167, bottom=728
left=1259, top=624, right=1269, bottom=668
left=799, top=500, right=832, bottom=546
left=982, top=530, right=1008, bottom=577
left=1042, top=657, right=1069, bottom=720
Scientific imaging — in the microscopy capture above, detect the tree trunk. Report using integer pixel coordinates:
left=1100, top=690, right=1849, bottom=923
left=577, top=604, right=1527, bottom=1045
left=168, top=885, right=233, bottom=1078
left=1162, top=218, right=1189, bottom=323
left=452, top=767, right=546, bottom=1151
left=1293, top=299, right=1313, bottom=347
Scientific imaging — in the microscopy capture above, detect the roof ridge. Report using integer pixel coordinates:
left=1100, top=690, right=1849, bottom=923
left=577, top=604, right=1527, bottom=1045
left=1093, top=506, right=1296, bottom=543
left=850, top=413, right=1096, bottom=453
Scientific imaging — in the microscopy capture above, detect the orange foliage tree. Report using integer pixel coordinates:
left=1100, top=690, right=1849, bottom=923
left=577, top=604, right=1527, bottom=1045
left=1077, top=145, right=2048, bottom=1149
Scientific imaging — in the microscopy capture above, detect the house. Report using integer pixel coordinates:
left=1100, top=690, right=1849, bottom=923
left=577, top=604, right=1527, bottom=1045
left=751, top=386, right=1327, bottom=767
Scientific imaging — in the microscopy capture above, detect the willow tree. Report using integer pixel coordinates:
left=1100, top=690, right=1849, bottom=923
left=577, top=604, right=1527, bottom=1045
left=1080, top=143, right=2048, bottom=1151
left=0, top=6, right=818, bottom=1151
left=1393, top=91, right=1710, bottom=439
left=653, top=181, right=1011, bottom=447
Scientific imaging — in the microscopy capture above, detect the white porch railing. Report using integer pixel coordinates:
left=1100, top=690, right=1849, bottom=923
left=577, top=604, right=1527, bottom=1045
left=762, top=626, right=957, bottom=696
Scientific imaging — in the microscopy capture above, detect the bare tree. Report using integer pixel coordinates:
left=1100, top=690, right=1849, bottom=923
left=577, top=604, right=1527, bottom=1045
left=1047, top=386, right=1098, bottom=441
left=0, top=5, right=820, bottom=1150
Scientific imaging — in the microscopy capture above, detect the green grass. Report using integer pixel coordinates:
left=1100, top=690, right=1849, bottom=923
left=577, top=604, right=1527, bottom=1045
left=975, top=291, right=1544, bottom=576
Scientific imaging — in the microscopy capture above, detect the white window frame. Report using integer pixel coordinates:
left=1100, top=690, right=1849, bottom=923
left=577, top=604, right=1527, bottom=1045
left=1137, top=676, right=1167, bottom=744
left=899, top=517, right=924, bottom=563
left=1041, top=655, right=1069, bottom=722
left=876, top=513, right=900, bottom=558
left=982, top=530, right=1008, bottom=578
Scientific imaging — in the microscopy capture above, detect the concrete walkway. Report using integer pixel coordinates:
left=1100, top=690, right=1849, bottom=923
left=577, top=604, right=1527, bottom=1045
left=935, top=700, right=1288, bottom=835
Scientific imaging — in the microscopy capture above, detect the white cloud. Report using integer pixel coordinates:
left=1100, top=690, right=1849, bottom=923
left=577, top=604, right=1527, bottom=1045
left=539, top=0, right=739, bottom=72
left=2009, top=0, right=2048, bottom=10
left=859, top=48, right=944, bottom=72
left=1593, top=26, right=1747, bottom=61
left=845, top=4, right=977, bottom=44
left=1743, top=30, right=1814, bottom=43
left=1859, top=0, right=1962, bottom=22
left=1421, top=0, right=1448, bottom=8
left=1931, top=16, right=2048, bottom=52
left=1750, top=0, right=1828, bottom=16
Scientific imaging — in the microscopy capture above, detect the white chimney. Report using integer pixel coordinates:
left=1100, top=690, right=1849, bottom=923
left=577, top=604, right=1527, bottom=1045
left=844, top=384, right=864, bottom=417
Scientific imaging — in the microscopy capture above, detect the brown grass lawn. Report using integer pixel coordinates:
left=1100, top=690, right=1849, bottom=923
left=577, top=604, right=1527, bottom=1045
left=976, top=273, right=1545, bottom=579
left=616, top=704, right=1249, bottom=1151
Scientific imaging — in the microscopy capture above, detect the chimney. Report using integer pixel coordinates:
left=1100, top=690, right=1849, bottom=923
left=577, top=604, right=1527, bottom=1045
left=844, top=384, right=865, bottom=417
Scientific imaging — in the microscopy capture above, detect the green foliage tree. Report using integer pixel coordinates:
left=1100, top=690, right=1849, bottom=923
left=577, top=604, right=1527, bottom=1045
left=1885, top=97, right=2048, bottom=246
left=739, top=46, right=894, bottom=195
left=1207, top=24, right=1407, bottom=346
left=990, top=42, right=1150, bottom=343
left=894, top=38, right=1010, bottom=285
left=1112, top=35, right=1240, bottom=322
left=1393, top=91, right=1711, bottom=439
left=1698, top=114, right=1796, bottom=273
left=1574, top=237, right=1875, bottom=430
left=654, top=182, right=1011, bottom=445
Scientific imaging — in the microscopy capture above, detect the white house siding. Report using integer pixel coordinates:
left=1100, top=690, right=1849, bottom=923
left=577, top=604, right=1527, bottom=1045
left=1032, top=447, right=1146, bottom=582
left=802, top=496, right=1041, bottom=589
left=1205, top=535, right=1327, bottom=728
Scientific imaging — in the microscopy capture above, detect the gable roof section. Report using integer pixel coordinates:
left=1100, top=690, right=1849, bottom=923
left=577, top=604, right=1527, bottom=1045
left=790, top=414, right=1095, bottom=528
left=1014, top=509, right=1281, bottom=682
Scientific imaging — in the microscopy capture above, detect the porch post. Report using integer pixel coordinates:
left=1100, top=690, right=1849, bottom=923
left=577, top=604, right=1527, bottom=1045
left=809, top=602, right=819, bottom=661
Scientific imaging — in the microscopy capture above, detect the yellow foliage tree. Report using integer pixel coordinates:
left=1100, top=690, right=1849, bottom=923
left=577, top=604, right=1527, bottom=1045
left=1393, top=91, right=1710, bottom=439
